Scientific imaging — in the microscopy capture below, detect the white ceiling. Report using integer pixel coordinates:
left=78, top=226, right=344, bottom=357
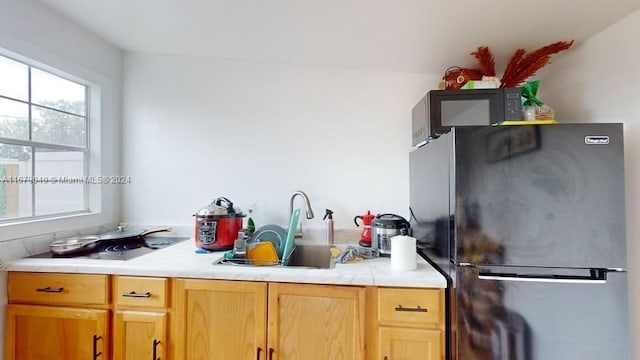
left=38, top=0, right=640, bottom=75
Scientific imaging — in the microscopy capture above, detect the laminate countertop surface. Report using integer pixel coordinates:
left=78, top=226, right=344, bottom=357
left=1, top=239, right=447, bottom=288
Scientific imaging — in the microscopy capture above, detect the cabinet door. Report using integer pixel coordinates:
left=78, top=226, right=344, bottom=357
left=5, top=304, right=108, bottom=360
left=113, top=310, right=166, bottom=360
left=173, top=279, right=267, bottom=360
left=379, top=327, right=443, bottom=360
left=267, top=283, right=365, bottom=360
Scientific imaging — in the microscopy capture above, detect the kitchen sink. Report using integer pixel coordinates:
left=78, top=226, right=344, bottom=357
left=214, top=244, right=335, bottom=269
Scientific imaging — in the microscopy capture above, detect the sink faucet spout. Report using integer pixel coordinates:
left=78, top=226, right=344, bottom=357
left=289, top=191, right=314, bottom=238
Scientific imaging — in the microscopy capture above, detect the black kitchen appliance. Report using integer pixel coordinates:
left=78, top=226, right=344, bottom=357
left=32, top=228, right=188, bottom=260
left=410, top=124, right=629, bottom=359
left=412, top=88, right=523, bottom=146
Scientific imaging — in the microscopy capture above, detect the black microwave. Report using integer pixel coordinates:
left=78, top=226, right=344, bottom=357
left=411, top=88, right=522, bottom=146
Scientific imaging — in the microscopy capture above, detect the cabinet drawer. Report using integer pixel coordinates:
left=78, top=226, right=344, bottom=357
left=379, top=327, right=443, bottom=359
left=113, top=276, right=168, bottom=309
left=8, top=272, right=108, bottom=306
left=378, top=287, right=443, bottom=328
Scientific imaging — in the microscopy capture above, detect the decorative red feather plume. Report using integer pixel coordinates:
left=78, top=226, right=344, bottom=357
left=500, top=40, right=574, bottom=87
left=500, top=48, right=526, bottom=87
left=471, top=46, right=496, bottom=77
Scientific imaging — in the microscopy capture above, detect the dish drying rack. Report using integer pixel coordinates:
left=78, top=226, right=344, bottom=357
left=214, top=255, right=292, bottom=267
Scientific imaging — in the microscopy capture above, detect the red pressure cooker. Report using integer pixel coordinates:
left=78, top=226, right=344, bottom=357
left=194, top=197, right=244, bottom=251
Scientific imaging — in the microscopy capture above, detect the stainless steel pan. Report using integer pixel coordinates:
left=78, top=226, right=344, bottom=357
left=49, top=227, right=172, bottom=255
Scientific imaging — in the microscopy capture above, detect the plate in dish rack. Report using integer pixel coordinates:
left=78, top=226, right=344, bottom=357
left=250, top=224, right=287, bottom=259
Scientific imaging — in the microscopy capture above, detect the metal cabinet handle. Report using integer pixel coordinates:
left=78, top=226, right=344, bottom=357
left=268, top=347, right=274, bottom=360
left=92, top=335, right=102, bottom=359
left=395, top=305, right=428, bottom=313
left=153, top=339, right=161, bottom=360
left=122, top=291, right=151, bottom=298
left=36, top=287, right=64, bottom=293
left=384, top=356, right=388, bottom=360
left=256, top=347, right=262, bottom=360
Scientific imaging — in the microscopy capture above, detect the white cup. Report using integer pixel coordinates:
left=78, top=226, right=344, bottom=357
left=390, top=235, right=417, bottom=272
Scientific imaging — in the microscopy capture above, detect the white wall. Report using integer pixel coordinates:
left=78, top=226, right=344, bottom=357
left=0, top=0, right=123, bottom=239
left=538, top=9, right=640, bottom=360
left=0, top=0, right=123, bottom=358
left=122, top=53, right=437, bottom=231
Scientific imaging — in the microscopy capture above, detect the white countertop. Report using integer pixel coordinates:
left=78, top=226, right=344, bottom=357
left=1, top=239, right=447, bottom=288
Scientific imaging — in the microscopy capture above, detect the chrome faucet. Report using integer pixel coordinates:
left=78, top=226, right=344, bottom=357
left=289, top=190, right=314, bottom=238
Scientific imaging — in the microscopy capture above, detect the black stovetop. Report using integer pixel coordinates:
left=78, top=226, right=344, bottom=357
left=31, top=236, right=189, bottom=260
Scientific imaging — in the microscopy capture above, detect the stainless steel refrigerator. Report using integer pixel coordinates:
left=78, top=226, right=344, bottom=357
left=409, top=124, right=629, bottom=360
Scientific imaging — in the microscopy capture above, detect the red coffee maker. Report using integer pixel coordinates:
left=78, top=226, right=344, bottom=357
left=354, top=211, right=375, bottom=247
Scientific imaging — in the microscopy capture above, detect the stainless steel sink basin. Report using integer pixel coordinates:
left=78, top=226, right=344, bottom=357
left=214, top=244, right=335, bottom=269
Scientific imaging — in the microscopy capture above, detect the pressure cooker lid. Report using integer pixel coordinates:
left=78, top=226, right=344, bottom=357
left=196, top=205, right=228, bottom=216
left=372, top=213, right=410, bottom=229
left=196, top=197, right=243, bottom=217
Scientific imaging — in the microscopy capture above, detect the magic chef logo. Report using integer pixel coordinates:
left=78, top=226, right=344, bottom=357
left=585, top=135, right=610, bottom=145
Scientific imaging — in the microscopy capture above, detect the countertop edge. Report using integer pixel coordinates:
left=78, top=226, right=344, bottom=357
left=1, top=241, right=448, bottom=289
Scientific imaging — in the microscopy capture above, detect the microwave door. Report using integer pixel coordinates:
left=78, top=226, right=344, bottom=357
left=430, top=89, right=504, bottom=136
left=431, top=96, right=496, bottom=136
left=441, top=98, right=492, bottom=128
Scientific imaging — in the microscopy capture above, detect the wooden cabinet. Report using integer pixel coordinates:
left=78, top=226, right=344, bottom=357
left=5, top=273, right=170, bottom=360
left=172, top=279, right=366, bottom=360
left=7, top=272, right=108, bottom=306
left=172, top=278, right=268, bottom=360
left=5, top=271, right=445, bottom=360
left=375, top=287, right=445, bottom=360
left=6, top=305, right=108, bottom=360
left=267, top=283, right=365, bottom=360
left=379, top=327, right=442, bottom=360
left=112, top=276, right=169, bottom=360
left=5, top=272, right=109, bottom=360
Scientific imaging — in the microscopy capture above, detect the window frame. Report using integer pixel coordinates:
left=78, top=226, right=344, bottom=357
left=0, top=52, right=92, bottom=223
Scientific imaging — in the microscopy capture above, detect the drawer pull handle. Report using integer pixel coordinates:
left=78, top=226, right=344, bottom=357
left=122, top=291, right=151, bottom=298
left=36, top=287, right=64, bottom=293
left=268, top=348, right=274, bottom=360
left=257, top=347, right=262, bottom=360
left=153, top=339, right=161, bottom=360
left=93, top=335, right=103, bottom=359
left=395, top=305, right=428, bottom=313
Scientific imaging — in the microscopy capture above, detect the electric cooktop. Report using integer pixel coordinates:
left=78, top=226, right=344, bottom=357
left=30, top=236, right=190, bottom=260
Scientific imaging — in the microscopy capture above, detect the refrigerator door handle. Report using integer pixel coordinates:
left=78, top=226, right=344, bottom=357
left=478, top=268, right=608, bottom=284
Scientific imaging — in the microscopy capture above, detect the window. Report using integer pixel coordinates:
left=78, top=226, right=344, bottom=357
left=0, top=54, right=89, bottom=221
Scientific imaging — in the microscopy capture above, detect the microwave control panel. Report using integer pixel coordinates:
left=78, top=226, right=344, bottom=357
left=503, top=87, right=523, bottom=120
